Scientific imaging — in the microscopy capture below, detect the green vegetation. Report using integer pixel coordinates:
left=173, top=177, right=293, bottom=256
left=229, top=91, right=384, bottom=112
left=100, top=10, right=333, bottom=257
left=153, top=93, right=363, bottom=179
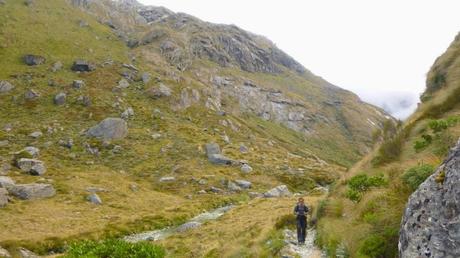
left=401, top=164, right=434, bottom=191
left=64, top=239, right=165, bottom=258
left=345, top=174, right=387, bottom=202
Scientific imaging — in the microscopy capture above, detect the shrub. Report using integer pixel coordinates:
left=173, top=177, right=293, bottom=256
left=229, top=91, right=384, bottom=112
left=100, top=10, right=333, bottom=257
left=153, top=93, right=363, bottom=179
left=345, top=188, right=362, bottom=202
left=358, top=234, right=386, bottom=258
left=428, top=119, right=449, bottom=132
left=413, top=134, right=432, bottom=152
left=401, top=164, right=434, bottom=191
left=64, top=239, right=165, bottom=258
left=345, top=174, right=387, bottom=202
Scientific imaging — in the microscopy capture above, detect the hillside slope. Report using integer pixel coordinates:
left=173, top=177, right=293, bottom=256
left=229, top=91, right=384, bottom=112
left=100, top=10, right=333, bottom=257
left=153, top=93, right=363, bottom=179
left=317, top=32, right=460, bottom=258
left=0, top=0, right=391, bottom=256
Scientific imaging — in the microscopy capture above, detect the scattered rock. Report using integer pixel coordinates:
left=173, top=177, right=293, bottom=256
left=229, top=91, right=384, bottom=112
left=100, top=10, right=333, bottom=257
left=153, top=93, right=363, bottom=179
left=0, top=245, right=11, bottom=258
left=121, top=107, right=134, bottom=120
left=248, top=192, right=263, bottom=198
left=18, top=247, right=40, bottom=258
left=0, top=176, right=14, bottom=188
left=23, top=54, right=45, bottom=66
left=241, top=164, right=253, bottom=173
left=24, top=89, right=40, bottom=100
left=263, top=185, right=292, bottom=198
left=239, top=144, right=249, bottom=153
left=210, top=186, right=223, bottom=193
left=197, top=189, right=207, bottom=194
left=58, top=138, right=73, bottom=149
left=29, top=131, right=42, bottom=139
left=8, top=183, right=55, bottom=200
left=234, top=179, right=252, bottom=189
left=19, top=146, right=40, bottom=158
left=72, top=80, right=85, bottom=89
left=205, top=143, right=235, bottom=165
left=198, top=179, right=207, bottom=185
left=159, top=176, right=175, bottom=182
left=112, top=145, right=123, bottom=154
left=87, top=193, right=102, bottom=205
left=71, top=60, right=96, bottom=72
left=0, top=81, right=14, bottom=94
left=146, top=84, right=172, bottom=98
left=86, top=187, right=107, bottom=193
left=77, top=95, right=91, bottom=107
left=16, top=158, right=46, bottom=176
left=141, top=72, right=151, bottom=83
left=24, top=0, right=34, bottom=6
left=176, top=221, right=201, bottom=232
left=54, top=92, right=66, bottom=105
left=86, top=118, right=128, bottom=141
left=227, top=181, right=242, bottom=192
left=0, top=163, right=10, bottom=176
left=151, top=133, right=161, bottom=139
left=117, top=78, right=130, bottom=89
left=51, top=61, right=63, bottom=72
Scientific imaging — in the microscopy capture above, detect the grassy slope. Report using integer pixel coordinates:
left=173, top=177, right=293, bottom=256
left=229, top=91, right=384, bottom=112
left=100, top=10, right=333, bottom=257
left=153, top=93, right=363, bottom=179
left=0, top=1, right=344, bottom=256
left=317, top=32, right=460, bottom=258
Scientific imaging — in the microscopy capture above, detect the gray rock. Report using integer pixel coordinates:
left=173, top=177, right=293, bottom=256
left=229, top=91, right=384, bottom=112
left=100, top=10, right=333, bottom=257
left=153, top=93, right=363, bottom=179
left=58, top=138, right=73, bottom=149
left=0, top=188, right=8, bottom=207
left=227, top=181, right=242, bottom=192
left=263, top=185, right=292, bottom=198
left=18, top=247, right=40, bottom=258
left=205, top=142, right=235, bottom=165
left=241, top=164, right=253, bottom=173
left=21, top=146, right=40, bottom=158
left=209, top=186, right=223, bottom=193
left=399, top=140, right=460, bottom=258
left=23, top=54, right=45, bottom=66
left=0, top=246, right=11, bottom=258
left=176, top=221, right=201, bottom=232
left=0, top=176, right=14, bottom=188
left=141, top=72, right=151, bottom=83
left=8, top=183, right=55, bottom=200
left=0, top=0, right=6, bottom=5
left=0, top=81, right=14, bottom=94
left=86, top=187, right=107, bottom=193
left=239, top=144, right=249, bottom=153
left=29, top=131, right=42, bottom=139
left=146, top=84, right=172, bottom=98
left=0, top=163, right=10, bottom=176
left=78, top=19, right=89, bottom=27
left=24, top=0, right=34, bottom=6
left=71, top=60, right=95, bottom=72
left=77, top=95, right=91, bottom=107
left=121, top=107, right=134, bottom=120
left=72, top=80, right=85, bottom=89
left=51, top=61, right=63, bottom=72
left=234, top=179, right=252, bottom=189
left=54, top=92, right=66, bottom=105
left=87, top=193, right=102, bottom=205
left=86, top=118, right=128, bottom=140
left=24, top=89, right=40, bottom=100
left=159, top=176, right=175, bottom=182
left=16, top=158, right=46, bottom=176
left=117, top=79, right=130, bottom=89
left=248, top=192, right=263, bottom=198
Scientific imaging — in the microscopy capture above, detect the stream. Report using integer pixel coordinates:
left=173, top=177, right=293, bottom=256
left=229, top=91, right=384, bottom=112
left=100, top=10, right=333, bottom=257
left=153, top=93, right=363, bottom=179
left=124, top=205, right=234, bottom=242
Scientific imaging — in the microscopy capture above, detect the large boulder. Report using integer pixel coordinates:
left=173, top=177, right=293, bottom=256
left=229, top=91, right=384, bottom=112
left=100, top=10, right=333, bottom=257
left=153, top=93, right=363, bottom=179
left=146, top=84, right=172, bottom=98
left=8, top=183, right=55, bottom=200
left=0, top=176, right=14, bottom=188
left=204, top=143, right=235, bottom=165
left=16, top=158, right=46, bottom=176
left=263, top=185, right=292, bottom=198
left=23, top=54, right=45, bottom=66
left=0, top=81, right=14, bottom=94
left=86, top=118, right=128, bottom=141
left=399, top=140, right=460, bottom=258
left=234, top=179, right=252, bottom=189
left=71, top=60, right=96, bottom=72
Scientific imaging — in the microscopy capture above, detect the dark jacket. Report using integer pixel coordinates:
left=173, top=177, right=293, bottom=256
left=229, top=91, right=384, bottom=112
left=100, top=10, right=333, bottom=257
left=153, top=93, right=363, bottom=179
left=294, top=204, right=309, bottom=219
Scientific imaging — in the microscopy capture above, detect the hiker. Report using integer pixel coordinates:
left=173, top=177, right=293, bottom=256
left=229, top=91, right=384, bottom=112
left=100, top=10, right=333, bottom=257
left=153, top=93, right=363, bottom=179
left=294, top=197, right=309, bottom=245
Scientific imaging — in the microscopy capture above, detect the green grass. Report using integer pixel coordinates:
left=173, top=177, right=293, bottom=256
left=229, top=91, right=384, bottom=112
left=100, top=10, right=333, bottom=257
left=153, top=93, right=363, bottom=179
left=63, top=239, right=165, bottom=258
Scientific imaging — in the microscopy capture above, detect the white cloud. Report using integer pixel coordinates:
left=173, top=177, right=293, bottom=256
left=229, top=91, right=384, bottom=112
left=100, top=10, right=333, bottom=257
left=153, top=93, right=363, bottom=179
left=138, top=0, right=460, bottom=119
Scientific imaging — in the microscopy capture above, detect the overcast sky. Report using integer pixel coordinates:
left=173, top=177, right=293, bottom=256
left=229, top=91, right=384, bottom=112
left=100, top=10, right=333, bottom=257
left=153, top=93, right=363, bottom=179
left=138, top=0, right=460, bottom=119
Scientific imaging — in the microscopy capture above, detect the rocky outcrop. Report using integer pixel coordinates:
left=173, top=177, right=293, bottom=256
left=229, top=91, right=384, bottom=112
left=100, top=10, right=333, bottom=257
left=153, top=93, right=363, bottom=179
left=399, top=139, right=460, bottom=258
left=8, top=183, right=56, bottom=200
left=263, top=185, right=292, bottom=198
left=205, top=143, right=235, bottom=165
left=86, top=118, right=128, bottom=140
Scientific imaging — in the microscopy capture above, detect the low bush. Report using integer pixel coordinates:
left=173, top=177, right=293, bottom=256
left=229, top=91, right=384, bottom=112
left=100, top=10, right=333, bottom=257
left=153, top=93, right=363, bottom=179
left=345, top=174, right=387, bottom=202
left=64, top=239, right=165, bottom=258
left=358, top=234, right=386, bottom=258
left=401, top=164, right=435, bottom=191
left=413, top=134, right=432, bottom=152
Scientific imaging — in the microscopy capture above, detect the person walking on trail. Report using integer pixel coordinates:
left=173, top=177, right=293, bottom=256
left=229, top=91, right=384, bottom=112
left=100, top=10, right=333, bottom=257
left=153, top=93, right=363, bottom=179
left=294, top=197, right=309, bottom=245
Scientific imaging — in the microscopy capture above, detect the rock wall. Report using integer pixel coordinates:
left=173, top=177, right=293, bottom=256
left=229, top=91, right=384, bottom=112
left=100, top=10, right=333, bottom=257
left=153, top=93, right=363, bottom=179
left=399, top=139, right=460, bottom=258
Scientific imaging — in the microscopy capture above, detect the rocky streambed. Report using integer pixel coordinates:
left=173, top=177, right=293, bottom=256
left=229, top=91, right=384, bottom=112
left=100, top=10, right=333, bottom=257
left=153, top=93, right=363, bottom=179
left=124, top=205, right=234, bottom=242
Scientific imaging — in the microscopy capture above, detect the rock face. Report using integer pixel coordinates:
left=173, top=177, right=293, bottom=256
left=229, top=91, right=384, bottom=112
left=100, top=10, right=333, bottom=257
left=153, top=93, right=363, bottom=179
left=263, top=185, right=292, bottom=198
left=23, top=54, right=45, bottom=66
left=86, top=118, right=128, bottom=140
left=0, top=81, right=14, bottom=94
left=8, top=183, right=56, bottom=200
left=399, top=140, right=460, bottom=258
